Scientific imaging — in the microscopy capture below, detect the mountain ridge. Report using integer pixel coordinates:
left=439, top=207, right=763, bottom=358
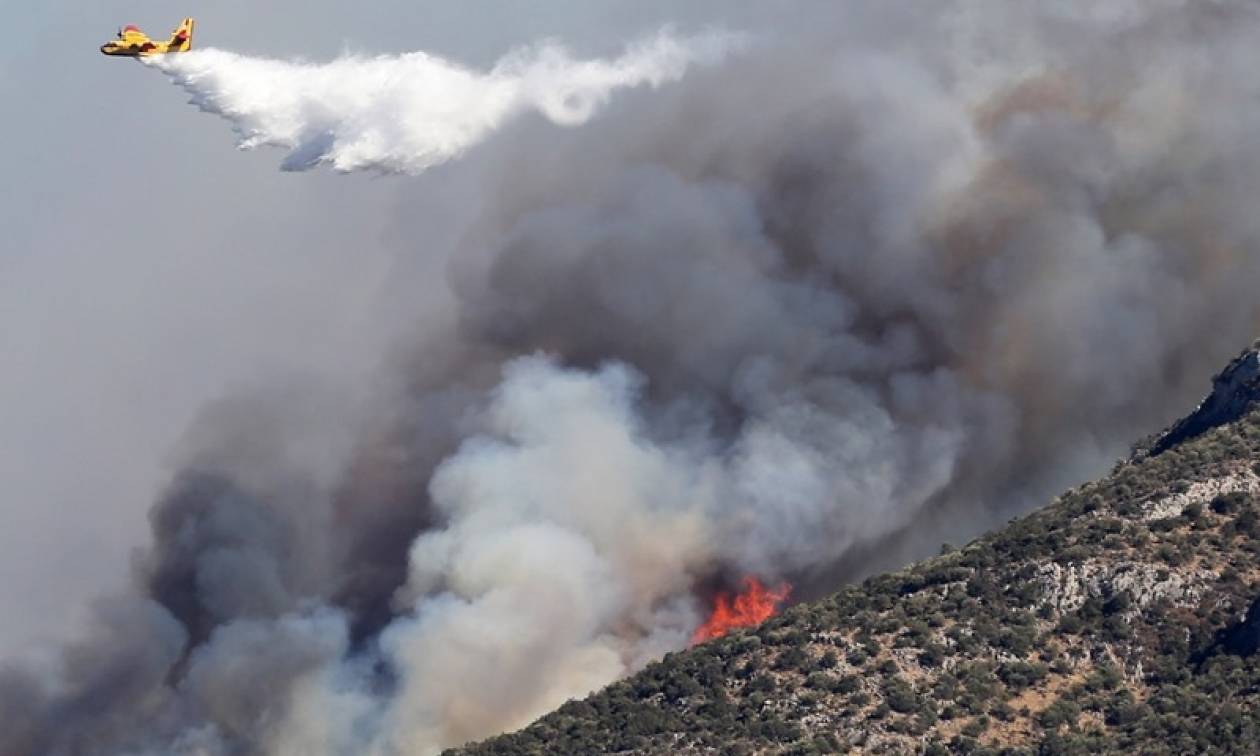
left=451, top=342, right=1260, bottom=755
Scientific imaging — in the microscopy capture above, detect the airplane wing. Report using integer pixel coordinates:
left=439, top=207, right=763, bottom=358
left=119, top=25, right=151, bottom=45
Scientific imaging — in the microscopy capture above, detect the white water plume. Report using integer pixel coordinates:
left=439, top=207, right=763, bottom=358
left=149, top=30, right=739, bottom=173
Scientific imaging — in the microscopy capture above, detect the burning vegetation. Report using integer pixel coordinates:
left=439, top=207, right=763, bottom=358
left=692, top=577, right=791, bottom=644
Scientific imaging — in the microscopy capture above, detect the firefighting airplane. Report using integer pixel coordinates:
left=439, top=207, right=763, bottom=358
left=100, top=18, right=195, bottom=57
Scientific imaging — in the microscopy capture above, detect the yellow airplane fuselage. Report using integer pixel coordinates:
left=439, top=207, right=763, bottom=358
left=101, top=19, right=194, bottom=57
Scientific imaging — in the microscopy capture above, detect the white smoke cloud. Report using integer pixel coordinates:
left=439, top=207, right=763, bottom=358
left=378, top=356, right=712, bottom=751
left=149, top=30, right=740, bottom=173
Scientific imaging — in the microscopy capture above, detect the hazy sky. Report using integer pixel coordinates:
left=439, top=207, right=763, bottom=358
left=0, top=0, right=784, bottom=656
left=2, top=0, right=1252, bottom=669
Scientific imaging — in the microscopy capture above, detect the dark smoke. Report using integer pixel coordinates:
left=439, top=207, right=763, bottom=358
left=6, top=3, right=1260, bottom=754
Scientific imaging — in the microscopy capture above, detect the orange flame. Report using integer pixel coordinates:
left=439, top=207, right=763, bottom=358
left=691, top=576, right=791, bottom=643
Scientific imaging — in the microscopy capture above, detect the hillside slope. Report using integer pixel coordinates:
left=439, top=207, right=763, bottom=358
left=451, top=343, right=1260, bottom=755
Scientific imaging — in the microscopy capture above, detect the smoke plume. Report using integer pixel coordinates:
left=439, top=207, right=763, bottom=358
left=7, top=3, right=1260, bottom=755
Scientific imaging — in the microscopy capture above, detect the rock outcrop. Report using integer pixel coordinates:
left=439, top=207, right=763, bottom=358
left=1224, top=595, right=1260, bottom=657
left=1152, top=343, right=1260, bottom=455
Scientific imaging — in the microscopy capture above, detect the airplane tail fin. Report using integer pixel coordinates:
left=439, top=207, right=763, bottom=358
left=168, top=18, right=194, bottom=52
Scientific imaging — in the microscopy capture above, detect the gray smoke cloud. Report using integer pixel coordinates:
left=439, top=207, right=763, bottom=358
left=6, top=2, right=1260, bottom=754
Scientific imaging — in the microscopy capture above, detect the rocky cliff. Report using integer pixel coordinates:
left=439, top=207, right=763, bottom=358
left=1151, top=342, right=1260, bottom=455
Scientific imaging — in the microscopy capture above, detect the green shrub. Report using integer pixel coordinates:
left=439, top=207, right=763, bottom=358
left=1038, top=699, right=1081, bottom=730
